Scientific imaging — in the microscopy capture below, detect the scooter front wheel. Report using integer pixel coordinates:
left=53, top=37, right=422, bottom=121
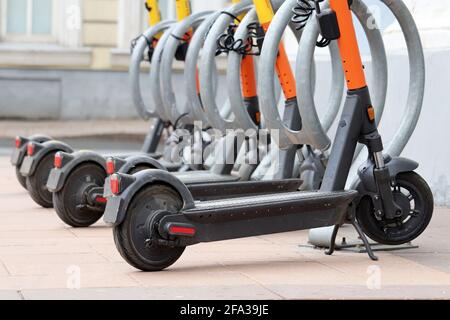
left=26, top=152, right=57, bottom=208
left=357, top=172, right=434, bottom=246
left=113, top=184, right=185, bottom=271
left=53, top=162, right=106, bottom=227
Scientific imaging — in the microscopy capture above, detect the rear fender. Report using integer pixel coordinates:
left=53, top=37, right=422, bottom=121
left=11, top=134, right=53, bottom=166
left=46, top=150, right=107, bottom=193
left=103, top=155, right=168, bottom=197
left=103, top=169, right=194, bottom=226
left=118, top=155, right=167, bottom=173
left=20, top=140, right=73, bottom=176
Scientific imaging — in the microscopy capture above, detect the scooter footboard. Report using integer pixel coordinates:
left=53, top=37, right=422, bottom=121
left=159, top=190, right=358, bottom=244
left=188, top=179, right=303, bottom=201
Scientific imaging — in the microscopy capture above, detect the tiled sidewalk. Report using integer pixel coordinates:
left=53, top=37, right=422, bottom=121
left=1, top=156, right=449, bottom=300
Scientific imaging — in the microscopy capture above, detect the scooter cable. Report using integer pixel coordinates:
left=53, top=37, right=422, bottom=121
left=292, top=0, right=330, bottom=47
left=216, top=13, right=264, bottom=56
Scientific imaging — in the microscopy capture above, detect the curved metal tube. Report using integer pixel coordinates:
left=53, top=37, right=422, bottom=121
left=184, top=1, right=254, bottom=127
left=159, top=11, right=214, bottom=124
left=227, top=9, right=282, bottom=132
left=226, top=9, right=260, bottom=131
left=184, top=12, right=223, bottom=126
left=149, top=25, right=178, bottom=122
left=297, top=0, right=387, bottom=151
left=257, top=0, right=312, bottom=150
left=199, top=9, right=249, bottom=131
left=129, top=20, right=175, bottom=120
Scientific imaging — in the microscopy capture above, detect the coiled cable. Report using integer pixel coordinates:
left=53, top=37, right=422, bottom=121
left=292, top=0, right=330, bottom=47
left=216, top=12, right=264, bottom=56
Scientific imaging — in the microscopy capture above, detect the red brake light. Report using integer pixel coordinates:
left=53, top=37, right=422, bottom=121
left=95, top=196, right=107, bottom=204
left=106, top=158, right=115, bottom=175
left=54, top=152, right=63, bottom=168
left=168, top=225, right=196, bottom=237
left=110, top=174, right=121, bottom=195
left=27, top=142, right=35, bottom=156
left=15, top=136, right=22, bottom=149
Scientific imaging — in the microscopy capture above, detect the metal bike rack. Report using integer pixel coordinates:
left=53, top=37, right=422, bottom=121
left=129, top=20, right=175, bottom=120
left=184, top=12, right=224, bottom=126
left=257, top=1, right=319, bottom=150
left=159, top=11, right=215, bottom=125
left=149, top=25, right=179, bottom=122
left=185, top=0, right=254, bottom=129
left=226, top=7, right=282, bottom=132
left=297, top=0, right=387, bottom=150
left=199, top=7, right=254, bottom=132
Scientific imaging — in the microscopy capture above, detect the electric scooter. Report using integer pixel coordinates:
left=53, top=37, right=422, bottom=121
left=104, top=0, right=434, bottom=271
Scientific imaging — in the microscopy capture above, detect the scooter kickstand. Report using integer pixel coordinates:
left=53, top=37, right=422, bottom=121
left=351, top=218, right=379, bottom=261
left=325, top=224, right=340, bottom=256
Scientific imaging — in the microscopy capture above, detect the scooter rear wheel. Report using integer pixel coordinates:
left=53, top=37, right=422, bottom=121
left=113, top=184, right=185, bottom=271
left=16, top=166, right=27, bottom=189
left=26, top=152, right=56, bottom=208
left=357, top=172, right=433, bottom=246
left=53, top=162, right=106, bottom=227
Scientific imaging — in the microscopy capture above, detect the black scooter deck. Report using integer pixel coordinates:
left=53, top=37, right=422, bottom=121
left=189, top=179, right=303, bottom=201
left=174, top=171, right=241, bottom=184
left=160, top=190, right=358, bottom=244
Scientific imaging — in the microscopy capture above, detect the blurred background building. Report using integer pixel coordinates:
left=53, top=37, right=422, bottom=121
left=0, top=0, right=227, bottom=119
left=0, top=0, right=449, bottom=204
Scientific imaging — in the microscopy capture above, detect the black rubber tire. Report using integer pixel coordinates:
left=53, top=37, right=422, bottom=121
left=113, top=184, right=185, bottom=271
left=357, top=172, right=434, bottom=246
left=53, top=162, right=106, bottom=227
left=15, top=166, right=27, bottom=189
left=25, top=152, right=57, bottom=208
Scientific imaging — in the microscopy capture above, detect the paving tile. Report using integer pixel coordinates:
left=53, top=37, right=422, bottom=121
left=0, top=273, right=137, bottom=290
left=0, top=230, right=77, bottom=240
left=21, top=285, right=279, bottom=300
left=65, top=225, right=113, bottom=238
left=129, top=265, right=256, bottom=287
left=0, top=260, right=10, bottom=276
left=0, top=243, right=94, bottom=256
left=0, top=290, right=22, bottom=300
left=393, top=252, right=450, bottom=274
left=263, top=285, right=450, bottom=300
left=1, top=253, right=109, bottom=276
left=311, top=252, right=450, bottom=286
